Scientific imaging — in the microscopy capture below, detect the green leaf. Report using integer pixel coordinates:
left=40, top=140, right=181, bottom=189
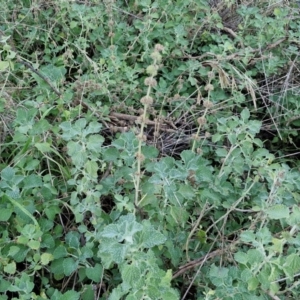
left=59, top=290, right=80, bottom=300
left=287, top=206, right=300, bottom=226
left=247, top=277, right=259, bottom=291
left=40, top=64, right=66, bottom=83
left=102, top=147, right=120, bottom=161
left=1, top=167, right=16, bottom=182
left=66, top=232, right=80, bottom=249
left=84, top=121, right=102, bottom=135
left=4, top=261, right=16, bottom=274
left=160, top=269, right=173, bottom=287
left=63, top=257, right=78, bottom=276
left=84, top=160, right=98, bottom=179
left=234, top=251, right=248, bottom=265
left=0, top=61, right=9, bottom=71
left=241, top=108, right=250, bottom=121
left=53, top=245, right=67, bottom=259
left=139, top=221, right=167, bottom=248
left=247, top=249, right=265, bottom=265
left=283, top=253, right=300, bottom=276
left=86, top=263, right=103, bottom=282
left=265, top=204, right=289, bottom=220
left=121, top=264, right=141, bottom=286
left=86, top=134, right=104, bottom=152
left=212, top=133, right=223, bottom=143
left=0, top=208, right=13, bottom=221
left=8, top=246, right=20, bottom=257
left=67, top=141, right=87, bottom=167
left=101, top=214, right=143, bottom=244
left=51, top=258, right=65, bottom=278
left=142, top=145, right=159, bottom=159
left=28, top=240, right=40, bottom=250
left=35, top=142, right=52, bottom=152
left=80, top=246, right=94, bottom=259
left=0, top=276, right=11, bottom=293
left=23, top=174, right=43, bottom=189
left=41, top=253, right=54, bottom=265
left=240, top=230, right=256, bottom=243
left=178, top=184, right=195, bottom=199
left=216, top=148, right=228, bottom=157
left=98, top=238, right=129, bottom=268
left=41, top=233, right=55, bottom=248
left=60, top=121, right=78, bottom=140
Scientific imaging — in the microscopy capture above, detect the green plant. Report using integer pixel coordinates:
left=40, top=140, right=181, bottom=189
left=0, top=0, right=300, bottom=299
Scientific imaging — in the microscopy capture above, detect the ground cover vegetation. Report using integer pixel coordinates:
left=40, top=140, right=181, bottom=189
left=0, top=0, right=300, bottom=299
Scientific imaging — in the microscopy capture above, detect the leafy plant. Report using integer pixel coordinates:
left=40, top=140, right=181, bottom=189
left=0, top=0, right=300, bottom=299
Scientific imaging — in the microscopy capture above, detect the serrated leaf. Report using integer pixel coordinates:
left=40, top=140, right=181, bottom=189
left=84, top=121, right=102, bottom=135
left=102, top=147, right=120, bottom=161
left=142, top=145, right=159, bottom=159
left=108, top=286, right=126, bottom=300
left=139, top=222, right=167, bottom=248
left=265, top=204, right=289, bottom=220
left=98, top=239, right=129, bottom=268
left=247, top=249, right=265, bottom=265
left=74, top=118, right=87, bottom=130
left=121, top=264, right=141, bottom=286
left=101, top=223, right=119, bottom=239
left=160, top=269, right=173, bottom=286
left=86, top=134, right=104, bottom=152
left=284, top=253, right=300, bottom=275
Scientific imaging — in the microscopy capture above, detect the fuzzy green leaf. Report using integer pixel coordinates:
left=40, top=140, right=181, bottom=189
left=139, top=221, right=167, bottom=248
left=265, top=204, right=289, bottom=220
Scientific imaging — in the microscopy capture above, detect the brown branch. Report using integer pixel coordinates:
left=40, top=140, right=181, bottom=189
left=172, top=249, right=224, bottom=279
left=16, top=56, right=61, bottom=96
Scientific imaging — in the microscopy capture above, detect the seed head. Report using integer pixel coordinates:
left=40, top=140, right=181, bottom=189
left=144, top=77, right=157, bottom=87
left=150, top=51, right=162, bottom=63
left=197, top=117, right=206, bottom=125
left=154, top=44, right=164, bottom=52
left=140, top=96, right=154, bottom=105
left=146, top=65, right=158, bottom=76
left=204, top=83, right=214, bottom=91
left=203, top=100, right=213, bottom=108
